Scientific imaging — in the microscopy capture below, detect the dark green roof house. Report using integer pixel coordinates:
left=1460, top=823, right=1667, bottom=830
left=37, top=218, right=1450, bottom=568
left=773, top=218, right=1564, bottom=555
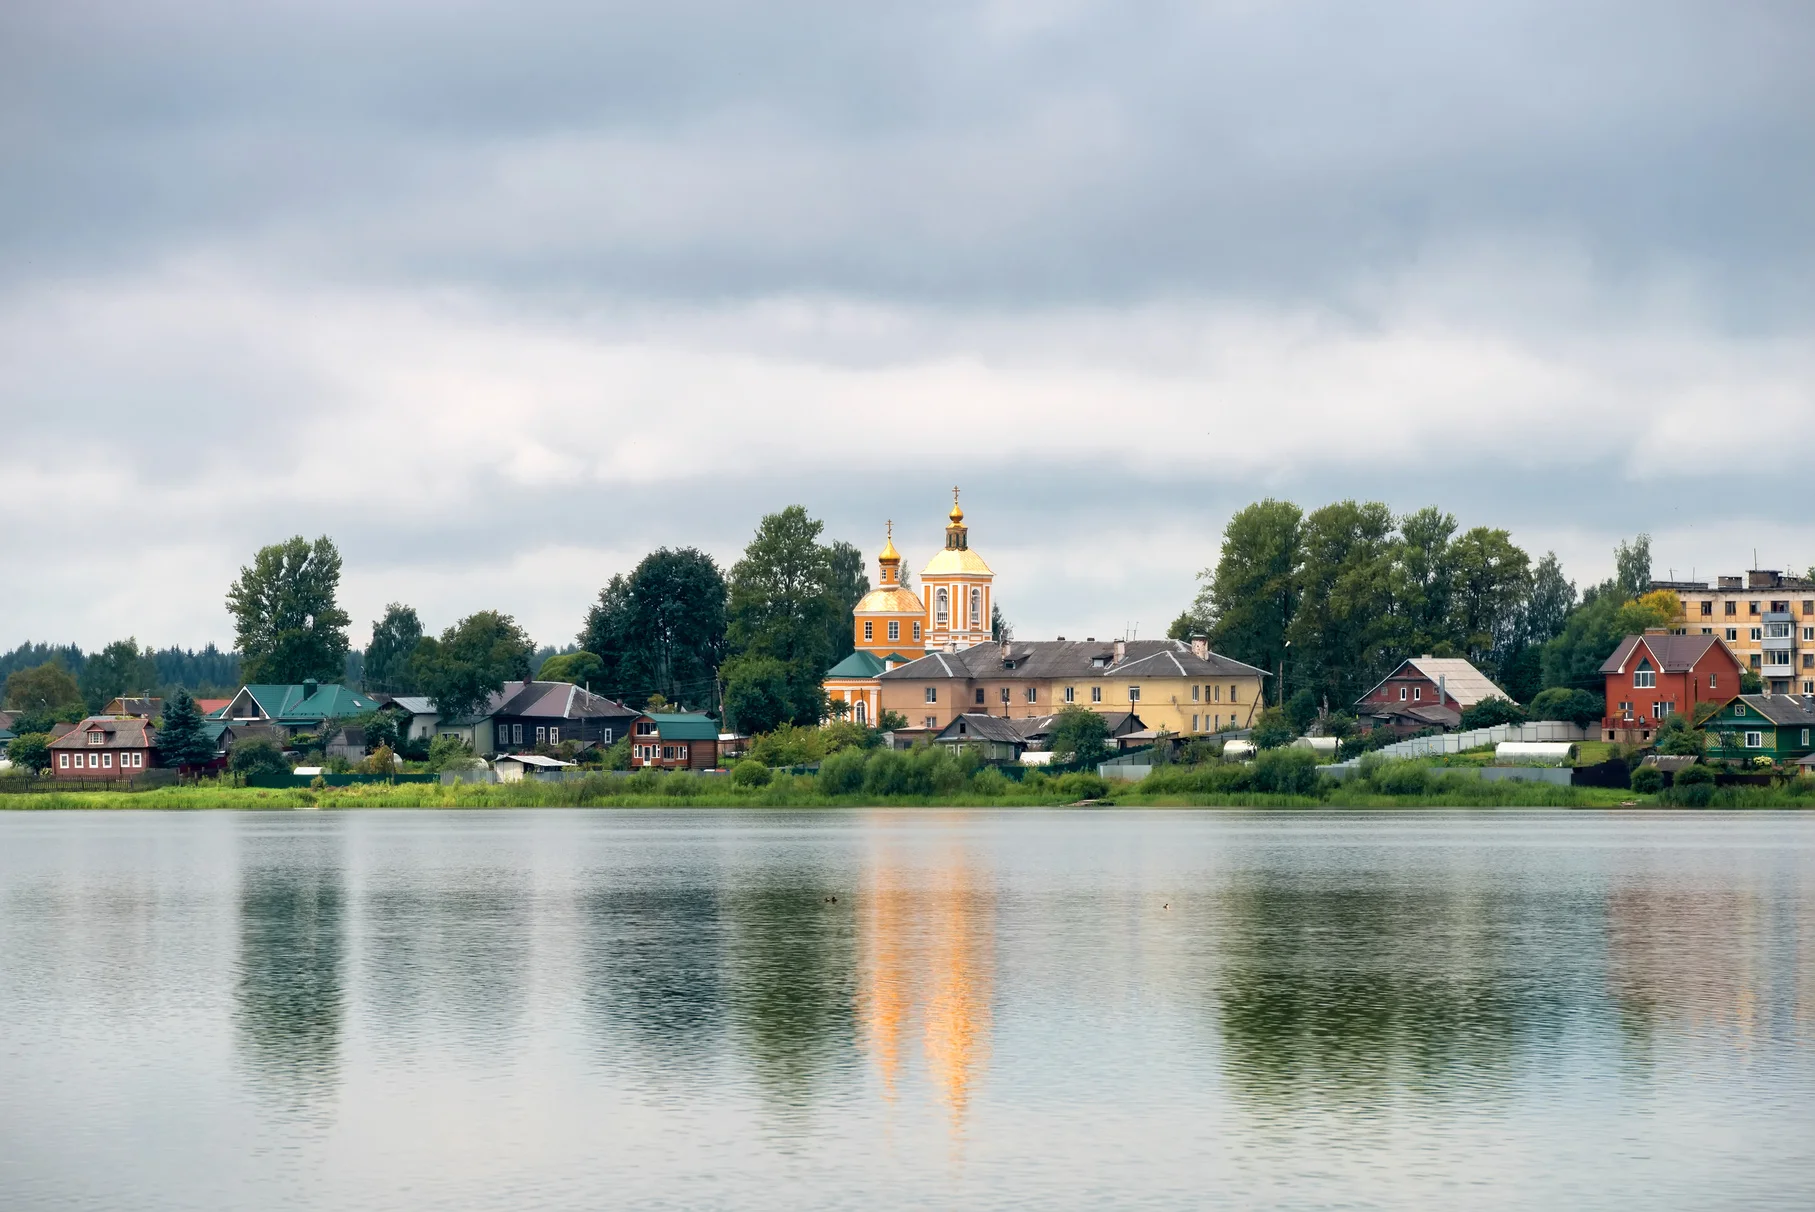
left=629, top=712, right=720, bottom=771
left=208, top=681, right=382, bottom=736
left=1701, top=694, right=1815, bottom=763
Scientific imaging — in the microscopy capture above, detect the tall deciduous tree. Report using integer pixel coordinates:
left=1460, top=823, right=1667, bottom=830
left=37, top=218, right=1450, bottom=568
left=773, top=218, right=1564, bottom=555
left=156, top=688, right=217, bottom=772
left=412, top=611, right=535, bottom=722
left=1448, top=526, right=1533, bottom=676
left=4, top=661, right=83, bottom=714
left=1388, top=506, right=1458, bottom=657
left=822, top=540, right=870, bottom=662
left=579, top=548, right=727, bottom=708
left=363, top=604, right=423, bottom=694
left=1193, top=499, right=1302, bottom=698
left=727, top=507, right=840, bottom=725
left=1614, top=534, right=1652, bottom=600
left=226, top=536, right=352, bottom=684
left=79, top=638, right=161, bottom=712
left=1287, top=500, right=1397, bottom=706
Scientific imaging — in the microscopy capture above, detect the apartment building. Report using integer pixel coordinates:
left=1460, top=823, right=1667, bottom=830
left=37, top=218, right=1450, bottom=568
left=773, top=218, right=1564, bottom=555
left=1656, top=570, right=1815, bottom=695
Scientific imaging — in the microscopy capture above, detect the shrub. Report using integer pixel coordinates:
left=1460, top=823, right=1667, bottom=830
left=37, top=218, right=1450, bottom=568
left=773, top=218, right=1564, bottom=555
left=1629, top=764, right=1665, bottom=795
left=5, top=732, right=53, bottom=775
left=748, top=723, right=824, bottom=768
left=1053, top=772, right=1108, bottom=801
left=1661, top=762, right=1714, bottom=806
left=229, top=736, right=290, bottom=781
left=424, top=734, right=479, bottom=772
left=1251, top=708, right=1294, bottom=750
left=600, top=737, right=631, bottom=770
left=970, top=767, right=1012, bottom=798
left=664, top=772, right=707, bottom=798
left=1530, top=687, right=1604, bottom=728
left=1251, top=746, right=1322, bottom=795
left=1368, top=759, right=1430, bottom=796
left=1675, top=763, right=1714, bottom=786
left=863, top=749, right=912, bottom=797
left=817, top=748, right=868, bottom=796
left=1459, top=696, right=1527, bottom=729
left=1654, top=714, right=1704, bottom=757
left=731, top=758, right=772, bottom=788
left=624, top=767, right=663, bottom=795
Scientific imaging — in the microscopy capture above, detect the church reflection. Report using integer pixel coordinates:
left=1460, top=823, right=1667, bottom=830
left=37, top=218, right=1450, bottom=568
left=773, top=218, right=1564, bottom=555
left=234, top=833, right=346, bottom=1104
left=858, top=832, right=995, bottom=1132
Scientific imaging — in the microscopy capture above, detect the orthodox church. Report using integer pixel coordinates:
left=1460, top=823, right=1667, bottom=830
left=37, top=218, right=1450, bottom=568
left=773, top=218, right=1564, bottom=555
left=822, top=491, right=994, bottom=726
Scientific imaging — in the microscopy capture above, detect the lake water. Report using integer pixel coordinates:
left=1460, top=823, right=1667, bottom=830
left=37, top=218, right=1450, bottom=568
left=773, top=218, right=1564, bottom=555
left=1, top=809, right=1812, bottom=1210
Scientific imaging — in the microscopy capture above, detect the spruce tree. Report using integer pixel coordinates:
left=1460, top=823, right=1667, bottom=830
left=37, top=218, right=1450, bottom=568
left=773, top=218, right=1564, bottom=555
left=156, top=688, right=217, bottom=773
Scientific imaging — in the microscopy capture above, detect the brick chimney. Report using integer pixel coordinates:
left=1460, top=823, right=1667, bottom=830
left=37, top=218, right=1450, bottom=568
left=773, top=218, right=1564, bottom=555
left=1114, top=639, right=1127, bottom=664
left=1190, top=633, right=1209, bottom=661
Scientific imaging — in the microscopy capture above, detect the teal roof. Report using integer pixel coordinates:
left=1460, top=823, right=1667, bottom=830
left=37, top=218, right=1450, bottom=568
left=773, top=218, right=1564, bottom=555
left=0, top=728, right=15, bottom=743
left=209, top=683, right=380, bottom=723
left=826, top=651, right=889, bottom=678
left=646, top=712, right=719, bottom=741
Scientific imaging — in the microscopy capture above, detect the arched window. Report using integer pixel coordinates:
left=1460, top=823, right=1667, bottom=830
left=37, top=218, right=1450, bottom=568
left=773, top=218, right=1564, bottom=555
left=935, top=587, right=949, bottom=626
left=970, top=588, right=982, bottom=628
left=855, top=700, right=868, bottom=725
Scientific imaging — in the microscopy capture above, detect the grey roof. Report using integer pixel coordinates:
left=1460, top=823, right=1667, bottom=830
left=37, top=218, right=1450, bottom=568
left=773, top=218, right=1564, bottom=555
left=877, top=638, right=1268, bottom=682
left=1013, top=709, right=1142, bottom=739
left=1728, top=694, right=1815, bottom=727
left=445, top=681, right=637, bottom=726
left=385, top=696, right=438, bottom=716
left=935, top=713, right=1029, bottom=745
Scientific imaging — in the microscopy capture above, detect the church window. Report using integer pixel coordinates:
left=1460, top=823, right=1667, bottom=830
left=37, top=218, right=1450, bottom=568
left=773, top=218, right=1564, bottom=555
left=864, top=621, right=873, bottom=641
left=888, top=620, right=900, bottom=641
left=970, top=588, right=983, bottom=628
left=935, top=588, right=949, bottom=626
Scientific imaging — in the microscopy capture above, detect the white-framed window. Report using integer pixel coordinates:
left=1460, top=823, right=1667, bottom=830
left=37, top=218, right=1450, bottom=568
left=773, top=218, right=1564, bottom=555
left=135, top=752, right=144, bottom=768
left=970, top=588, right=982, bottom=628
left=680, top=746, right=688, bottom=760
left=1215, top=684, right=1222, bottom=702
left=1803, top=628, right=1814, bottom=642
left=1192, top=685, right=1201, bottom=702
left=662, top=745, right=674, bottom=760
left=636, top=720, right=655, bottom=736
left=1128, top=686, right=1141, bottom=703
left=1710, top=673, right=1719, bottom=689
left=549, top=727, right=559, bottom=745
left=88, top=730, right=104, bottom=745
left=1735, top=704, right=1747, bottom=716
left=103, top=753, right=113, bottom=769
left=1804, top=682, right=1814, bottom=695
left=1414, top=686, right=1422, bottom=701
left=58, top=753, right=69, bottom=769
left=999, top=687, right=1010, bottom=704
left=888, top=620, right=900, bottom=642
left=1192, top=714, right=1199, bottom=731
left=855, top=701, right=868, bottom=725
left=1064, top=686, right=1075, bottom=703
left=1803, top=729, right=1810, bottom=745
left=924, top=715, right=937, bottom=729
left=1701, top=628, right=1712, bottom=635
left=913, top=622, right=922, bottom=641
left=924, top=687, right=937, bottom=704
left=864, top=621, right=874, bottom=641
left=1229, top=685, right=1239, bottom=702
left=1656, top=702, right=1673, bottom=719
left=513, top=724, right=523, bottom=744
left=89, top=753, right=99, bottom=768
left=602, top=728, right=613, bottom=744
left=1618, top=701, right=1632, bottom=714
left=1634, top=660, right=1656, bottom=689
left=1399, top=686, right=1408, bottom=701
left=1091, top=686, right=1102, bottom=703
left=1024, top=687, right=1037, bottom=703
left=1750, top=628, right=1762, bottom=642
left=535, top=726, right=547, bottom=745
left=935, top=588, right=949, bottom=626
left=1744, top=731, right=1764, bottom=748
left=1726, top=628, right=1738, bottom=641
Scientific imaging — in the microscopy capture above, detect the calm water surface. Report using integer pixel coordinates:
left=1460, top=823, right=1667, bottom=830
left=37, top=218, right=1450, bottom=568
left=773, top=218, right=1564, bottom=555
left=2, top=809, right=1812, bottom=1210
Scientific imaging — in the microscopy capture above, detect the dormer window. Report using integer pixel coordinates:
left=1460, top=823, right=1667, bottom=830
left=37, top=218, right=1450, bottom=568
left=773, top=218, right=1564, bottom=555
left=87, top=730, right=105, bottom=745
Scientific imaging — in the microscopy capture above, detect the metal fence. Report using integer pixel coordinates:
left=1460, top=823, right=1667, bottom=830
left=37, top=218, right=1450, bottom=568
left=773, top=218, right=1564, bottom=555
left=1334, top=721, right=1591, bottom=766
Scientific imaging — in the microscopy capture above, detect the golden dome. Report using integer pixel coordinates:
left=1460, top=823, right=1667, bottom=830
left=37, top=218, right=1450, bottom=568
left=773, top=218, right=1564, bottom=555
left=879, top=520, right=900, bottom=563
left=855, top=585, right=927, bottom=615
left=948, top=487, right=964, bottom=525
left=922, top=547, right=994, bottom=577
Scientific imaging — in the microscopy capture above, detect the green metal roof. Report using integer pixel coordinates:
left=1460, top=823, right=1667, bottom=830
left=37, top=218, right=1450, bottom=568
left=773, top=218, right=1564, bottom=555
left=825, top=651, right=889, bottom=678
left=645, top=712, right=719, bottom=740
left=208, top=683, right=380, bottom=723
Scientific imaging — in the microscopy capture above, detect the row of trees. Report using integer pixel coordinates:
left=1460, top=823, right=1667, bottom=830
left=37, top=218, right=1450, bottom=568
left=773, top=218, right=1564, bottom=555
left=0, top=640, right=241, bottom=714
left=1176, top=499, right=1671, bottom=709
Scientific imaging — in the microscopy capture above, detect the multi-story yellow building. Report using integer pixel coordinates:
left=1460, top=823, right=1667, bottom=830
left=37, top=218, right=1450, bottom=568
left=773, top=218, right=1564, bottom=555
left=877, top=636, right=1268, bottom=736
left=1657, top=570, right=1815, bottom=695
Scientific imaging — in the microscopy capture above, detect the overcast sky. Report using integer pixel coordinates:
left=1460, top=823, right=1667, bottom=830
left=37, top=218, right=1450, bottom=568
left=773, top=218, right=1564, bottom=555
left=3, top=0, right=1811, bottom=653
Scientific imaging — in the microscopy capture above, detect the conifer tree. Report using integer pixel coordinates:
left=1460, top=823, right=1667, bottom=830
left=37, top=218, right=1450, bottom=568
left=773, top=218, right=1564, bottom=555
left=156, top=688, right=217, bottom=773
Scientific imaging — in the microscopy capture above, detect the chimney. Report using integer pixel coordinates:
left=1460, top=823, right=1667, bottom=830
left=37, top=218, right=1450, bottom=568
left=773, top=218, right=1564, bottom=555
left=1114, top=639, right=1126, bottom=664
left=1190, top=633, right=1209, bottom=661
left=302, top=679, right=318, bottom=699
left=523, top=674, right=533, bottom=686
left=1438, top=674, right=1447, bottom=708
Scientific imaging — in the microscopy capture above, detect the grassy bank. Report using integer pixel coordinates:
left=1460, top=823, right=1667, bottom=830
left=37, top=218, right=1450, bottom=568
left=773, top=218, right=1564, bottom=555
left=1, top=776, right=1783, bottom=811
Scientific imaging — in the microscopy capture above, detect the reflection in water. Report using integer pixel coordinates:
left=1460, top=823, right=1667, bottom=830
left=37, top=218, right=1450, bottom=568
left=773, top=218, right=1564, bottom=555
left=1607, top=878, right=1812, bottom=1046
left=585, top=884, right=727, bottom=1067
left=1215, top=880, right=1559, bottom=1106
left=729, top=879, right=858, bottom=1113
left=361, top=868, right=530, bottom=1050
left=859, top=838, right=994, bottom=1132
left=235, top=835, right=346, bottom=1102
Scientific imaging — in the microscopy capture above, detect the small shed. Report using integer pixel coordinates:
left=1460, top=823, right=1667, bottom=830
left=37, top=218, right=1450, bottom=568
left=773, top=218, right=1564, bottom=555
left=494, top=753, right=575, bottom=783
left=1494, top=741, right=1577, bottom=766
left=934, top=713, right=1028, bottom=764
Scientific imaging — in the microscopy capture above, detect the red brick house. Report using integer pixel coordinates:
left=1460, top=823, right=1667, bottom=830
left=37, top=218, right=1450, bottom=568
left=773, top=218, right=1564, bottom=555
left=1598, top=631, right=1743, bottom=743
left=628, top=713, right=720, bottom=770
left=49, top=717, right=157, bottom=779
left=1355, top=657, right=1511, bottom=735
